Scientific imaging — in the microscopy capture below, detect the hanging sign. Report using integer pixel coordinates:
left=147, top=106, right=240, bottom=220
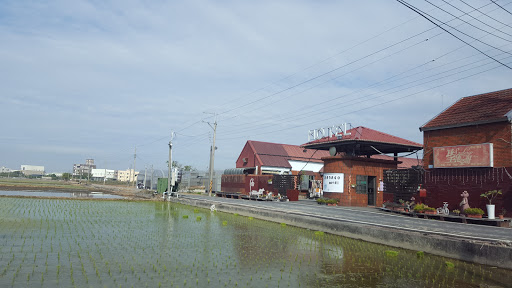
left=323, top=173, right=344, bottom=193
left=433, top=143, right=493, bottom=168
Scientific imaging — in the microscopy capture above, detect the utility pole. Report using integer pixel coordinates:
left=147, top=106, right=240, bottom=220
left=167, top=132, right=175, bottom=194
left=204, top=114, right=217, bottom=197
left=150, top=165, right=154, bottom=190
left=143, top=166, right=147, bottom=189
left=133, top=146, right=137, bottom=187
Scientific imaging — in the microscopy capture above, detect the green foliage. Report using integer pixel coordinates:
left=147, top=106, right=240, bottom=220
left=464, top=208, right=484, bottom=215
left=385, top=250, right=399, bottom=257
left=416, top=251, right=424, bottom=258
left=196, top=216, right=202, bottom=221
left=314, top=231, right=324, bottom=236
left=280, top=223, right=287, bottom=227
left=222, top=221, right=228, bottom=226
left=182, top=215, right=189, bottom=219
left=317, top=198, right=339, bottom=205
left=445, top=261, right=455, bottom=269
left=480, top=190, right=502, bottom=205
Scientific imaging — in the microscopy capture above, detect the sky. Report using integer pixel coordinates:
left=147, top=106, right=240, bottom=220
left=1, top=0, right=511, bottom=174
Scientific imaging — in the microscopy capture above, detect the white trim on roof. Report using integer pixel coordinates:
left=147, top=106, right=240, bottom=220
left=288, top=160, right=323, bottom=173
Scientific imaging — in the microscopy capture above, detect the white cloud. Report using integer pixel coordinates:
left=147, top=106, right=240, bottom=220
left=0, top=0, right=511, bottom=172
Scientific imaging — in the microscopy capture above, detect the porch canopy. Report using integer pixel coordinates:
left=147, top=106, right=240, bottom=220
left=302, top=126, right=423, bottom=157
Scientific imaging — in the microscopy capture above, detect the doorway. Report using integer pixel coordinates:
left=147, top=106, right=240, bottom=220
left=367, top=176, right=376, bottom=206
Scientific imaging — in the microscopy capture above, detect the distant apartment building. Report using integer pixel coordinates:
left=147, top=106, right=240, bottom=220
left=0, top=166, right=11, bottom=173
left=115, top=169, right=139, bottom=182
left=91, top=169, right=116, bottom=180
left=73, top=159, right=96, bottom=176
left=20, top=165, right=45, bottom=176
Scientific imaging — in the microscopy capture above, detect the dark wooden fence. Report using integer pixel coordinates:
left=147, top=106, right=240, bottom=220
left=383, top=168, right=424, bottom=202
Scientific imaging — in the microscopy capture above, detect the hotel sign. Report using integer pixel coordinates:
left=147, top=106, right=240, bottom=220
left=323, top=173, right=344, bottom=193
left=433, top=143, right=493, bottom=168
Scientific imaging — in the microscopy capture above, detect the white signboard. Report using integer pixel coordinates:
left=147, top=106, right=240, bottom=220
left=323, top=173, right=344, bottom=193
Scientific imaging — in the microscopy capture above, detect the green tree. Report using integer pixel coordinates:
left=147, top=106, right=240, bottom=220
left=62, top=173, right=71, bottom=181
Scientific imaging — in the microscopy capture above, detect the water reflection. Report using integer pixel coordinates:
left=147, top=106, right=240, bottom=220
left=0, top=190, right=124, bottom=199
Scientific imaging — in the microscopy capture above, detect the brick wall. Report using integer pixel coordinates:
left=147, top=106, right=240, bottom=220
left=423, top=122, right=512, bottom=168
left=323, top=156, right=398, bottom=207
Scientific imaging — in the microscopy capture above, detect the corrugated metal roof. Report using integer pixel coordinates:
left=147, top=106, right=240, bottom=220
left=420, top=88, right=512, bottom=131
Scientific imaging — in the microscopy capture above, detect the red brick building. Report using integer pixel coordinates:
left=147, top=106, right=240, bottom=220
left=222, top=140, right=330, bottom=195
left=303, top=126, right=423, bottom=207
left=420, top=88, right=512, bottom=216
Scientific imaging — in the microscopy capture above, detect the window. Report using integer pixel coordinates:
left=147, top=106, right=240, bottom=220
left=356, top=175, right=368, bottom=194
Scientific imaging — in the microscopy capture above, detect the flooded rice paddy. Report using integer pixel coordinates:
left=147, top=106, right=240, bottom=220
left=0, top=197, right=510, bottom=288
left=0, top=190, right=124, bottom=199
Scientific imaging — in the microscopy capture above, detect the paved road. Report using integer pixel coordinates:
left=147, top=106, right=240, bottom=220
left=180, top=194, right=512, bottom=243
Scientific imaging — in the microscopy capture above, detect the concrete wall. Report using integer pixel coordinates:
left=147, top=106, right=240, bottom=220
left=173, top=197, right=512, bottom=270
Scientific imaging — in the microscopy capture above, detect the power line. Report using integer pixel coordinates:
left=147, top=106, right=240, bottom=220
left=396, top=0, right=512, bottom=69
left=216, top=58, right=511, bottom=142
left=428, top=0, right=512, bottom=41
left=491, top=0, right=512, bottom=15
left=450, top=0, right=512, bottom=33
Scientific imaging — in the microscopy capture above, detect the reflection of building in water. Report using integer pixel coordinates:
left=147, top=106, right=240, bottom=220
left=72, top=192, right=94, bottom=198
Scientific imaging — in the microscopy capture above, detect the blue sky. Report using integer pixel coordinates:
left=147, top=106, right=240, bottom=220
left=1, top=0, right=511, bottom=173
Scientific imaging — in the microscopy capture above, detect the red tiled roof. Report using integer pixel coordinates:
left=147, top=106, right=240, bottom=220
left=248, top=140, right=330, bottom=168
left=420, top=88, right=512, bottom=131
left=304, top=126, right=422, bottom=147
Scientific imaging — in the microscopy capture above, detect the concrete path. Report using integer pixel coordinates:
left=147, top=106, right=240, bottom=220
left=181, top=194, right=512, bottom=243
left=174, top=194, right=512, bottom=269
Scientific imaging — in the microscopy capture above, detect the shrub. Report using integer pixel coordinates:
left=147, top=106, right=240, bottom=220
left=413, top=204, right=427, bottom=212
left=423, top=206, right=436, bottom=212
left=464, top=208, right=484, bottom=215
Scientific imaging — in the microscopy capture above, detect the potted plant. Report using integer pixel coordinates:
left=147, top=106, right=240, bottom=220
left=413, top=203, right=427, bottom=214
left=499, top=208, right=506, bottom=220
left=327, top=198, right=339, bottom=206
left=423, top=206, right=436, bottom=215
left=480, top=189, right=502, bottom=219
left=464, top=208, right=485, bottom=218
left=452, top=209, right=460, bottom=216
left=316, top=198, right=326, bottom=205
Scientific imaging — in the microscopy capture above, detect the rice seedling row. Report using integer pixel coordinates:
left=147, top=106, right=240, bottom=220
left=0, top=197, right=510, bottom=287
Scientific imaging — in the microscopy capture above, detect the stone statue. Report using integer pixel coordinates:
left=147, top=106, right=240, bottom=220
left=459, top=191, right=470, bottom=212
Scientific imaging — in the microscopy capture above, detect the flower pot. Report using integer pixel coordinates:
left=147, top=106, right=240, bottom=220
left=486, top=204, right=495, bottom=219
left=467, top=214, right=482, bottom=218
left=499, top=215, right=504, bottom=219
left=424, top=211, right=436, bottom=215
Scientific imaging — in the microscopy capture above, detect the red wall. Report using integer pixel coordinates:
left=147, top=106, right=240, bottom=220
left=422, top=167, right=512, bottom=217
left=221, top=174, right=274, bottom=195
left=323, top=156, right=398, bottom=207
left=236, top=142, right=259, bottom=172
left=423, top=122, right=512, bottom=169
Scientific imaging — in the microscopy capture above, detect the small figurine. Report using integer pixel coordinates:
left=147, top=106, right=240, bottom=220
left=460, top=191, right=470, bottom=211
